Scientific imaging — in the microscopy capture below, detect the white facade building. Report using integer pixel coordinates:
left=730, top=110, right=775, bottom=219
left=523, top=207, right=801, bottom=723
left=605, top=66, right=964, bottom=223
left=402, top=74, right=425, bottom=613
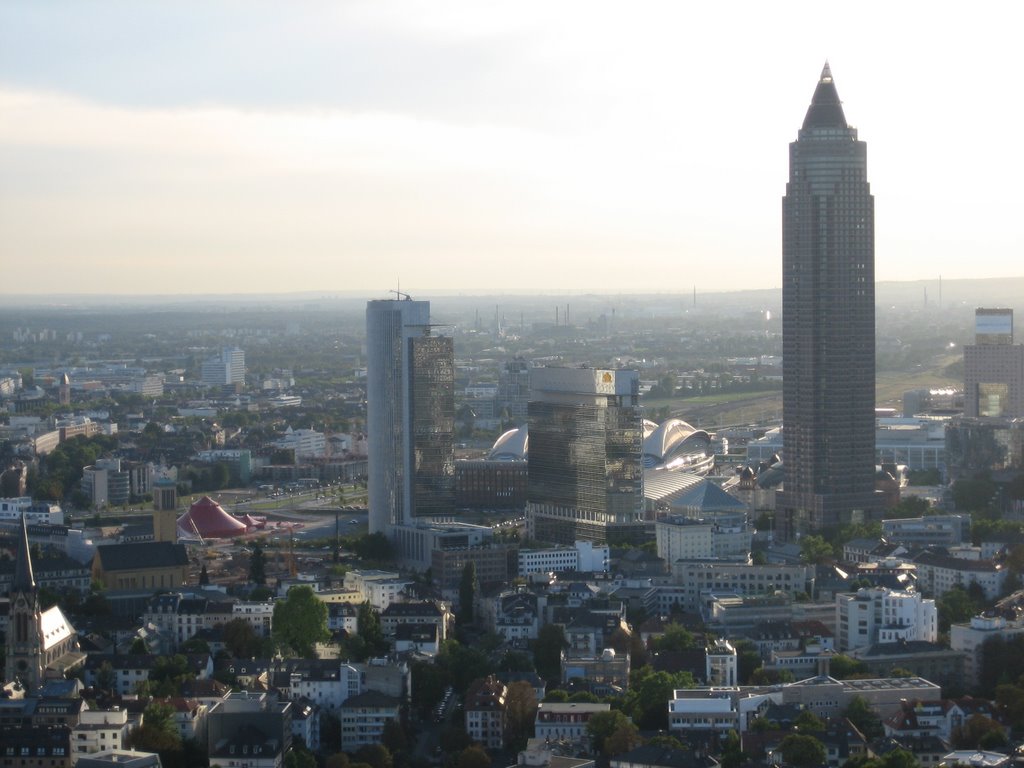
left=0, top=497, right=64, bottom=525
left=951, top=613, right=1024, bottom=681
left=272, top=428, right=326, bottom=459
left=518, top=540, right=610, bottom=575
left=836, top=587, right=937, bottom=652
left=71, top=708, right=131, bottom=763
left=201, top=347, right=245, bottom=387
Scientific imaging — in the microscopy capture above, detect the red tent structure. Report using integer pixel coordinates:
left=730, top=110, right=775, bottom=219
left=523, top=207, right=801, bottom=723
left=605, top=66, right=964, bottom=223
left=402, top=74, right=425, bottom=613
left=238, top=513, right=267, bottom=530
left=177, top=496, right=249, bottom=539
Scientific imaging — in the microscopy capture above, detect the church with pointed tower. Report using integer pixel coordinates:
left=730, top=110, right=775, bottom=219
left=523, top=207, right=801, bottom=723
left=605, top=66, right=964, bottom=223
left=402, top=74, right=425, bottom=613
left=4, top=515, right=82, bottom=691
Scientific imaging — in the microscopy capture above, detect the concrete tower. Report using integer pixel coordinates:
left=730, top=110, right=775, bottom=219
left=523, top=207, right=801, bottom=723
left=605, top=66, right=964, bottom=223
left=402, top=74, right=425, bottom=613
left=365, top=298, right=455, bottom=537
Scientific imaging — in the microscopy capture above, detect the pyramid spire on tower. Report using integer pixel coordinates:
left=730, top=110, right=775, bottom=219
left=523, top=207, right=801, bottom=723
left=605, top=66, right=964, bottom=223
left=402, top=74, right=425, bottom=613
left=801, top=60, right=848, bottom=131
left=13, top=514, right=36, bottom=592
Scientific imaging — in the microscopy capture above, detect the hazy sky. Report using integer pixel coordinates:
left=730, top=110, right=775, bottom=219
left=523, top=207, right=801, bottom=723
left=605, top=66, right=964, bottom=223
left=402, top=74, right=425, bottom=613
left=1, top=1, right=1022, bottom=295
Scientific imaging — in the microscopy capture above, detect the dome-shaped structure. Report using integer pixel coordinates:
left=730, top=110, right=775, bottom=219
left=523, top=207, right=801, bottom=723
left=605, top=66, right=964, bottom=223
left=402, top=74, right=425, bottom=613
left=642, top=418, right=714, bottom=474
left=488, top=426, right=528, bottom=461
left=238, top=513, right=267, bottom=530
left=177, top=496, right=248, bottom=539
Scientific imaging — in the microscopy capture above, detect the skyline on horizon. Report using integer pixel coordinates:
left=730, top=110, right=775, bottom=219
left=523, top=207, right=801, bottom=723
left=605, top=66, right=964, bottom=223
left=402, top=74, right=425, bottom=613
left=2, top=2, right=1022, bottom=296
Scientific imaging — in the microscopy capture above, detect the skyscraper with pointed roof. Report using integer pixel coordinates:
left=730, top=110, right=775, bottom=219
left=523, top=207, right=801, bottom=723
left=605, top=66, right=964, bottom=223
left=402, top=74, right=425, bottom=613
left=777, top=63, right=882, bottom=536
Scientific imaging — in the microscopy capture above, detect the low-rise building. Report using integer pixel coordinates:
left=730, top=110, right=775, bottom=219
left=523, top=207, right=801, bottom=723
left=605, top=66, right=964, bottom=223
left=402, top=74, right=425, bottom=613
left=836, top=587, right=937, bottom=652
left=70, top=708, right=130, bottom=763
left=339, top=691, right=401, bottom=752
left=534, top=702, right=610, bottom=748
left=465, top=676, right=507, bottom=751
left=913, top=550, right=1007, bottom=600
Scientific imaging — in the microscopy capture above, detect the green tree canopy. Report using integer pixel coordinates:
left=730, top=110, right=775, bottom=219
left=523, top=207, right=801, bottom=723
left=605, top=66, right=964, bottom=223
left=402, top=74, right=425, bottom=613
left=779, top=734, right=826, bottom=768
left=586, top=710, right=634, bottom=755
left=800, top=535, right=833, bottom=564
left=459, top=561, right=477, bottom=624
left=272, top=585, right=330, bottom=658
left=533, top=623, right=567, bottom=682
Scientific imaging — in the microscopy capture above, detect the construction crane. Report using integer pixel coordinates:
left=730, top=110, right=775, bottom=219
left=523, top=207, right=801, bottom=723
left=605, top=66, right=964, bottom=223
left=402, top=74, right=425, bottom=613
left=287, top=527, right=298, bottom=577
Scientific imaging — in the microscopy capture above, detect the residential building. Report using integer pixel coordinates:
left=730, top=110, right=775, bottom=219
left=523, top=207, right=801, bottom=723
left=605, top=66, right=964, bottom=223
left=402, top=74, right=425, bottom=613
left=272, top=429, right=326, bottom=459
left=0, top=497, right=64, bottom=525
left=379, top=601, right=448, bottom=640
left=465, top=676, right=507, bottom=751
left=527, top=367, right=644, bottom=545
left=835, top=587, right=937, bottom=652
left=912, top=550, right=1006, bottom=600
left=70, top=708, right=131, bottom=762
left=882, top=515, right=970, bottom=548
left=518, top=541, right=610, bottom=575
left=655, top=515, right=753, bottom=564
left=562, top=648, right=630, bottom=696
left=339, top=691, right=401, bottom=752
left=534, top=702, right=610, bottom=748
left=777, top=63, right=882, bottom=536
left=950, top=612, right=1024, bottom=681
left=963, top=309, right=1024, bottom=418
left=670, top=561, right=813, bottom=613
left=76, top=751, right=161, bottom=768
left=848, top=641, right=965, bottom=689
left=201, top=347, right=245, bottom=388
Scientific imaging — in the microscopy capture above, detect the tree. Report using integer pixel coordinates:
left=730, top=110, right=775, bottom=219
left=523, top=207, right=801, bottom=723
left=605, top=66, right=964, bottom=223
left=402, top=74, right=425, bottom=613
left=504, top=681, right=538, bottom=751
left=938, top=585, right=982, bottom=633
left=603, top=722, right=642, bottom=757
left=952, top=714, right=1007, bottom=749
left=223, top=617, right=261, bottom=658
left=794, top=710, right=826, bottom=732
left=586, top=710, right=634, bottom=755
left=844, top=695, right=883, bottom=740
left=128, top=701, right=182, bottom=753
left=355, top=744, right=393, bottom=768
left=273, top=585, right=330, bottom=658
left=97, top=660, right=116, bottom=692
left=651, top=623, right=696, bottom=653
left=778, top=734, right=826, bottom=768
left=249, top=541, right=266, bottom=586
left=624, top=667, right=696, bottom=729
left=381, top=719, right=408, bottom=753
left=459, top=561, right=477, bottom=624
left=286, top=749, right=318, bottom=768
left=129, top=637, right=149, bottom=655
left=720, top=730, right=749, bottom=768
left=199, top=564, right=209, bottom=586
left=326, top=754, right=351, bottom=768
left=357, top=602, right=388, bottom=656
left=800, top=535, right=833, bottom=564
left=533, top=624, right=567, bottom=681
left=830, top=655, right=870, bottom=680
left=457, top=746, right=491, bottom=768
left=568, top=691, right=601, bottom=703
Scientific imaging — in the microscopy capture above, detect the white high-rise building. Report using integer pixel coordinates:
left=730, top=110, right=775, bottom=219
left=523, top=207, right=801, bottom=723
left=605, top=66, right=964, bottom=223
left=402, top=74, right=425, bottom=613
left=201, top=347, right=245, bottom=387
left=365, top=298, right=455, bottom=537
left=835, top=586, right=937, bottom=652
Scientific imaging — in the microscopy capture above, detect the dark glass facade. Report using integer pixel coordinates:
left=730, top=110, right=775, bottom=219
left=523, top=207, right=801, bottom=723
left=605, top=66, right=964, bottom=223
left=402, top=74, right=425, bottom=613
left=777, top=64, right=881, bottom=536
left=527, top=368, right=644, bottom=545
left=409, top=334, right=456, bottom=518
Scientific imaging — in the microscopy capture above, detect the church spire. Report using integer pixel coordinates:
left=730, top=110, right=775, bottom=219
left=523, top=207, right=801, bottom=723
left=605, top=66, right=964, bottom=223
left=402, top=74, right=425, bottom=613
left=801, top=60, right=848, bottom=131
left=13, top=514, right=36, bottom=592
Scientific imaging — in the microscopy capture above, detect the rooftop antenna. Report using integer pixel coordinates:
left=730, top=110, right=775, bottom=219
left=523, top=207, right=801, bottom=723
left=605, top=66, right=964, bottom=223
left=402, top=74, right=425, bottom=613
left=390, top=288, right=412, bottom=301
